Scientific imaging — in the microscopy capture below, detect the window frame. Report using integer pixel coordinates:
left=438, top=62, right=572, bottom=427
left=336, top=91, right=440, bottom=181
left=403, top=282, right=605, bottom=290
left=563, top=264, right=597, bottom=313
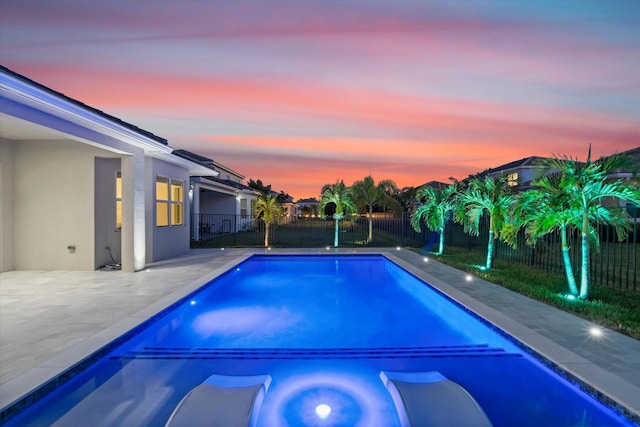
left=155, top=176, right=185, bottom=227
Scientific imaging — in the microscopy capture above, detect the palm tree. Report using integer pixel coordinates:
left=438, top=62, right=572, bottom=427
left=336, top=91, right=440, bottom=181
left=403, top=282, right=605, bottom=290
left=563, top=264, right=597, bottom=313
left=319, top=180, right=357, bottom=247
left=255, top=193, right=281, bottom=247
left=542, top=147, right=640, bottom=299
left=508, top=173, right=580, bottom=295
left=396, top=186, right=418, bottom=213
left=410, top=184, right=457, bottom=255
left=350, top=176, right=398, bottom=243
left=457, top=175, right=516, bottom=270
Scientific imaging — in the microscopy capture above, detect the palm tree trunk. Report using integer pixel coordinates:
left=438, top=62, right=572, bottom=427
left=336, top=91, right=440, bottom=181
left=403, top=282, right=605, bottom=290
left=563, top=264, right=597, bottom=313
left=264, top=223, right=270, bottom=247
left=579, top=210, right=590, bottom=299
left=560, top=224, right=578, bottom=296
left=438, top=226, right=445, bottom=255
left=334, top=217, right=339, bottom=247
left=486, top=229, right=494, bottom=269
left=368, top=206, right=373, bottom=243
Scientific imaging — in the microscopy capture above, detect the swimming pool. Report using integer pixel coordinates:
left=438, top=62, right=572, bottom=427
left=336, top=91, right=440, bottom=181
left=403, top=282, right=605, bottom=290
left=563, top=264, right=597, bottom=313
left=3, top=255, right=634, bottom=426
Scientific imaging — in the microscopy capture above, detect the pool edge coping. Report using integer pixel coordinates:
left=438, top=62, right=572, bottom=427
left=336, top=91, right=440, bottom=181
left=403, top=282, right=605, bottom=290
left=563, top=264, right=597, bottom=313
left=384, top=251, right=640, bottom=424
left=1, top=248, right=638, bottom=424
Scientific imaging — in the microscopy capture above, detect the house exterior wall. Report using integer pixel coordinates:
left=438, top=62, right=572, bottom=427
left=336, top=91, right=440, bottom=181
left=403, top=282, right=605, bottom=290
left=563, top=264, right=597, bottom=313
left=146, top=158, right=191, bottom=263
left=200, top=191, right=237, bottom=215
left=94, top=157, right=122, bottom=268
left=0, top=138, right=15, bottom=271
left=10, top=139, right=104, bottom=270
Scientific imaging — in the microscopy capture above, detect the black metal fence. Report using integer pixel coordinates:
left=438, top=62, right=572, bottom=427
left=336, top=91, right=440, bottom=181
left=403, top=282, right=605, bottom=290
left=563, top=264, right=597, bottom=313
left=192, top=207, right=639, bottom=292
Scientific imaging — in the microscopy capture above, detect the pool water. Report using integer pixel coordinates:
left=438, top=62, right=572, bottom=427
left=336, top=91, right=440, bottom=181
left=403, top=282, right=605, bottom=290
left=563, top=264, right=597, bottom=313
left=5, top=255, right=634, bottom=426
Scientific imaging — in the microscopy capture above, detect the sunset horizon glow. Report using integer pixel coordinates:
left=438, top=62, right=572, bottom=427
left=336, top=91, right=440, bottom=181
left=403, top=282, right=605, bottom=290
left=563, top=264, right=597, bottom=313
left=1, top=0, right=638, bottom=199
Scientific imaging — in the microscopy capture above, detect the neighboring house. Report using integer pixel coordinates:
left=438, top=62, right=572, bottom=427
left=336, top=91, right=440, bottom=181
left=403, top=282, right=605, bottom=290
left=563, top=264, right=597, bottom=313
left=601, top=146, right=639, bottom=214
left=478, top=151, right=638, bottom=215
left=297, top=197, right=320, bottom=218
left=277, top=193, right=298, bottom=224
left=483, top=156, right=548, bottom=190
left=0, top=66, right=216, bottom=272
left=172, top=149, right=260, bottom=239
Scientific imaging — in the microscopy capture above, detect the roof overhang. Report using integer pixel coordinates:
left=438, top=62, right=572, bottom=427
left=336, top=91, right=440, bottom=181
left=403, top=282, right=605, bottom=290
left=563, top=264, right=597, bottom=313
left=1, top=69, right=171, bottom=156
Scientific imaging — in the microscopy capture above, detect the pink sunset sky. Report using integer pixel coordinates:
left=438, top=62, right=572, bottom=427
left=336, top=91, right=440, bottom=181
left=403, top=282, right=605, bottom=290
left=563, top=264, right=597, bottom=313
left=1, top=1, right=638, bottom=199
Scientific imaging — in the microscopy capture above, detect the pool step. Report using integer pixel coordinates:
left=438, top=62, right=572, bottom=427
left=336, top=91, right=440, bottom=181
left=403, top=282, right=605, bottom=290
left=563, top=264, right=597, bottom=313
left=112, top=344, right=522, bottom=360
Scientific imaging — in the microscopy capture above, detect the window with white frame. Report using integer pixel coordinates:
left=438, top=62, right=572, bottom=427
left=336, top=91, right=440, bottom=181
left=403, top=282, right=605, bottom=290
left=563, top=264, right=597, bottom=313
left=240, top=198, right=248, bottom=218
left=156, top=176, right=184, bottom=227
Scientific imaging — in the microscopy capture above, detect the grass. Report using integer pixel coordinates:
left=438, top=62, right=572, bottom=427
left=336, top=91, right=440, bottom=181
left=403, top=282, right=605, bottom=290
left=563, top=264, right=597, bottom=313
left=413, top=246, right=640, bottom=340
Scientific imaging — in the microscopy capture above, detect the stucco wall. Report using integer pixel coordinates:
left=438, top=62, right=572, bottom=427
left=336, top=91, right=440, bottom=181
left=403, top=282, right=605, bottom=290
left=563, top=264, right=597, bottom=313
left=200, top=191, right=237, bottom=214
left=0, top=138, right=15, bottom=272
left=12, top=140, right=104, bottom=270
left=146, top=158, right=191, bottom=263
left=94, top=157, right=122, bottom=269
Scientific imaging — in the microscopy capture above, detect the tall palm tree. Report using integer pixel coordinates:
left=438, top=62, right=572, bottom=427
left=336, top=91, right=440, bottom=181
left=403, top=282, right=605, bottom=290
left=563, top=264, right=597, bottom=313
left=508, top=173, right=580, bottom=295
left=457, top=175, right=516, bottom=270
left=255, top=193, right=281, bottom=247
left=319, top=180, right=357, bottom=247
left=543, top=147, right=640, bottom=299
left=350, top=176, right=398, bottom=243
left=410, top=184, right=457, bottom=255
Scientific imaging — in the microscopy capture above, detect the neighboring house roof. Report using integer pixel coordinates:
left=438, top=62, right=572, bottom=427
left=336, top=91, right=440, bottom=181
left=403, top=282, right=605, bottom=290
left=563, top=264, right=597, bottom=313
left=173, top=149, right=244, bottom=179
left=485, top=156, right=546, bottom=175
left=1, top=65, right=167, bottom=145
left=202, top=175, right=258, bottom=193
left=416, top=181, right=449, bottom=190
left=297, top=198, right=319, bottom=204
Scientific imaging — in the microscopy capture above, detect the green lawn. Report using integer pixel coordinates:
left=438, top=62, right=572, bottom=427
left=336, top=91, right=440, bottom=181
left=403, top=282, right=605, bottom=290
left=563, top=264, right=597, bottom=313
left=414, top=246, right=640, bottom=340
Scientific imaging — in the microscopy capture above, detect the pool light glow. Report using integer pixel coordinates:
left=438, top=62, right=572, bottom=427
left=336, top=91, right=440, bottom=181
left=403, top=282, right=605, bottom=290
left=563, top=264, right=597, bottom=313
left=315, top=403, right=331, bottom=419
left=465, top=274, right=473, bottom=282
left=589, top=326, right=603, bottom=337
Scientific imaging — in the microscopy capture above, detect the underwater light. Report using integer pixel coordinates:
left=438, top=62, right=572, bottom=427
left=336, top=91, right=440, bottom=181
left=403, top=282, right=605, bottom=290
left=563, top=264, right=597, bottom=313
left=190, top=300, right=197, bottom=306
left=315, top=404, right=331, bottom=419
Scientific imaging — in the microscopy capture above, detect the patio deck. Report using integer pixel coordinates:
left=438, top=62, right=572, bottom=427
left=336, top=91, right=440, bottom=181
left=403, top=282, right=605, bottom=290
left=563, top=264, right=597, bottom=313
left=1, top=248, right=639, bottom=423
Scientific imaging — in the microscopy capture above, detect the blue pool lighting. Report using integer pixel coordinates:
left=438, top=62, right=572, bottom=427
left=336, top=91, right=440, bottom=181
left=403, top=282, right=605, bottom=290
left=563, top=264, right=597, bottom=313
left=3, top=255, right=634, bottom=426
left=315, top=403, right=331, bottom=419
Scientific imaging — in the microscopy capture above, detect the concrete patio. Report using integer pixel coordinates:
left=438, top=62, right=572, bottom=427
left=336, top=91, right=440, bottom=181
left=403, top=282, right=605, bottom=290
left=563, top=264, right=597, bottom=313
left=1, top=248, right=639, bottom=424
